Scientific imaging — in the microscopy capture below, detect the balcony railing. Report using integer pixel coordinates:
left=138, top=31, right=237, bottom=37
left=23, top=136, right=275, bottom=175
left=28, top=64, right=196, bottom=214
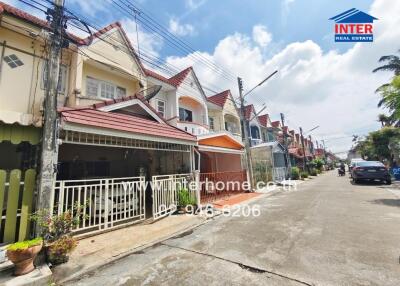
left=251, top=138, right=263, bottom=146
left=178, top=121, right=209, bottom=135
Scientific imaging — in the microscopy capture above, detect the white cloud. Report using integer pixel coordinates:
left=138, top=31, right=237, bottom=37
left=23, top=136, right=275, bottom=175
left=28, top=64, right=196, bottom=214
left=67, top=0, right=111, bottom=17
left=168, top=17, right=195, bottom=37
left=166, top=0, right=400, bottom=154
left=252, top=25, right=272, bottom=47
left=185, top=0, right=206, bottom=10
left=121, top=19, right=163, bottom=57
left=281, top=0, right=295, bottom=25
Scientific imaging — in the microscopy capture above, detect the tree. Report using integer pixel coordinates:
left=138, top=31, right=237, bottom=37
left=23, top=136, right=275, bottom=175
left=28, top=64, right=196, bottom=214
left=354, top=127, right=400, bottom=165
left=376, top=76, right=400, bottom=120
left=372, top=50, right=400, bottom=75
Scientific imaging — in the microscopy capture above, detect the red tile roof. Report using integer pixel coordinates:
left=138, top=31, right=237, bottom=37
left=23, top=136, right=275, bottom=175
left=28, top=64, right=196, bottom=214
left=168, top=67, right=192, bottom=87
left=207, top=90, right=230, bottom=107
left=144, top=68, right=174, bottom=86
left=242, top=104, right=255, bottom=121
left=257, top=114, right=269, bottom=127
left=271, top=121, right=281, bottom=128
left=144, top=66, right=194, bottom=88
left=0, top=1, right=85, bottom=45
left=60, top=108, right=196, bottom=142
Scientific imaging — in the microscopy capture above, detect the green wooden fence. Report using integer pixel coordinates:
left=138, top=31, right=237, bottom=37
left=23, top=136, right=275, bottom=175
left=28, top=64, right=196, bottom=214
left=0, top=169, right=36, bottom=244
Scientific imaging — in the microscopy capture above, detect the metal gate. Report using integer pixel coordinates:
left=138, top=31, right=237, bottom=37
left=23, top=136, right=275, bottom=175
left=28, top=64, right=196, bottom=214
left=152, top=174, right=192, bottom=220
left=54, top=176, right=146, bottom=234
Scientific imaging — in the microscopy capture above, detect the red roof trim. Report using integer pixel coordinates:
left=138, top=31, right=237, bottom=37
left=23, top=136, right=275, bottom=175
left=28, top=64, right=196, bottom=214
left=207, top=90, right=230, bottom=107
left=90, top=94, right=168, bottom=123
left=168, top=67, right=192, bottom=87
left=257, top=114, right=269, bottom=127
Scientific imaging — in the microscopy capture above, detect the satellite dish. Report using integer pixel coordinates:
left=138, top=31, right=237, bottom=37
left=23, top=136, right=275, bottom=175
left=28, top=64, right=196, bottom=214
left=136, top=85, right=162, bottom=101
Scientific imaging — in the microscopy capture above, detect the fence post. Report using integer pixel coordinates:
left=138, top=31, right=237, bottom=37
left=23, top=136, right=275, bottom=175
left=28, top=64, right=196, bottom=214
left=104, top=179, right=109, bottom=229
left=193, top=170, right=201, bottom=208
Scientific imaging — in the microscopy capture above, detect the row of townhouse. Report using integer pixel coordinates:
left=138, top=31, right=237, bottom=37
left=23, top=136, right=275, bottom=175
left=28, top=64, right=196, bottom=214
left=0, top=2, right=320, bottom=243
left=0, top=2, right=248, bottom=243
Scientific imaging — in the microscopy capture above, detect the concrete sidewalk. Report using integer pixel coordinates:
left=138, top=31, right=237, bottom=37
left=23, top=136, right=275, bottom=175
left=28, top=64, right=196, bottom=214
left=53, top=214, right=206, bottom=284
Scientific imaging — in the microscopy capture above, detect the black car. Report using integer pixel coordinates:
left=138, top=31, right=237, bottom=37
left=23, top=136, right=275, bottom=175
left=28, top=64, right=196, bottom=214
left=351, top=161, right=391, bottom=185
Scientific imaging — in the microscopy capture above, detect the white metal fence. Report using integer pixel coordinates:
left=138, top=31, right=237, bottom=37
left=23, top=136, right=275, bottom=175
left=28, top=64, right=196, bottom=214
left=54, top=176, right=146, bottom=234
left=273, top=167, right=287, bottom=182
left=152, top=173, right=194, bottom=220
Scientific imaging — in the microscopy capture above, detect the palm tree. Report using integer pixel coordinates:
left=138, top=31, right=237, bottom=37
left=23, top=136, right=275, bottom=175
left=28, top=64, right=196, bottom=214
left=378, top=113, right=395, bottom=127
left=373, top=50, right=400, bottom=75
left=376, top=76, right=400, bottom=120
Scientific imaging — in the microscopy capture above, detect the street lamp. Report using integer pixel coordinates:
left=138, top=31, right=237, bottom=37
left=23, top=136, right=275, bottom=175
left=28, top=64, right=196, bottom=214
left=305, top=125, right=320, bottom=135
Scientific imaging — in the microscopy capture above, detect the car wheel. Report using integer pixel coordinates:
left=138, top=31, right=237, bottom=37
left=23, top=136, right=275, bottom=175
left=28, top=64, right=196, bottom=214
left=353, top=178, right=359, bottom=184
left=386, top=179, right=392, bottom=185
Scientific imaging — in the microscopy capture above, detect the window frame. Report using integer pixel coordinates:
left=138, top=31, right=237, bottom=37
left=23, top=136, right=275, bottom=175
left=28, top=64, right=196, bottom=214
left=156, top=99, right=166, bottom=118
left=85, top=76, right=126, bottom=99
left=209, top=117, right=215, bottom=130
left=179, top=107, right=193, bottom=122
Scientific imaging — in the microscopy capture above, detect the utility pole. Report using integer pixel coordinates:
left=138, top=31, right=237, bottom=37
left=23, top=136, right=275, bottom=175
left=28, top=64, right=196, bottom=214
left=308, top=135, right=314, bottom=158
left=37, top=0, right=65, bottom=211
left=238, top=77, right=254, bottom=189
left=299, top=127, right=308, bottom=173
left=322, top=139, right=328, bottom=163
left=280, top=113, right=291, bottom=179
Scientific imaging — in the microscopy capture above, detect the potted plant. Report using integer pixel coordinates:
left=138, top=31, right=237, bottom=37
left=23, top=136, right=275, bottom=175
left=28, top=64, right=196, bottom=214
left=31, top=205, right=85, bottom=265
left=46, top=235, right=77, bottom=265
left=6, top=237, right=43, bottom=276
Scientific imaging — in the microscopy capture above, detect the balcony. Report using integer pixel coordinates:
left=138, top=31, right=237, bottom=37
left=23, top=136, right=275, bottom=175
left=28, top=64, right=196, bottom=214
left=178, top=121, right=209, bottom=135
left=251, top=138, right=263, bottom=146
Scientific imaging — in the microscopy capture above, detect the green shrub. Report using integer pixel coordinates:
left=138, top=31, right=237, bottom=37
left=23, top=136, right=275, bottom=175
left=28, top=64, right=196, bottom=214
left=316, top=168, right=322, bottom=174
left=178, top=188, right=196, bottom=207
left=301, top=172, right=309, bottom=179
left=7, top=237, right=43, bottom=251
left=309, top=169, right=318, bottom=176
left=311, top=158, right=324, bottom=170
left=291, top=167, right=300, bottom=180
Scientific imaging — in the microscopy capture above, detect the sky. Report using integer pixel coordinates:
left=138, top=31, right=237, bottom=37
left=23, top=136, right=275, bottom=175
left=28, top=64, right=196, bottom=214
left=6, top=0, right=400, bottom=156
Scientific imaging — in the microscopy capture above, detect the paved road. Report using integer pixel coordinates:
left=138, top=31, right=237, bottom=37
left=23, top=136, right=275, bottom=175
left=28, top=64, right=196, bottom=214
left=68, top=171, right=400, bottom=286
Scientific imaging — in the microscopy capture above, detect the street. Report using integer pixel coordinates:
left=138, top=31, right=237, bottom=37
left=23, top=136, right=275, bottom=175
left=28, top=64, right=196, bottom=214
left=67, top=171, right=400, bottom=286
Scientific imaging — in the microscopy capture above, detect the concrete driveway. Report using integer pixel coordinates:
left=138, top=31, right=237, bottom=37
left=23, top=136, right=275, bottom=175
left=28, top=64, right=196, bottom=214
left=66, top=171, right=400, bottom=286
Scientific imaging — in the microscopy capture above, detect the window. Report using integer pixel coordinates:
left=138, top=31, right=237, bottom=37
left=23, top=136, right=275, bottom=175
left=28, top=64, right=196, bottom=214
left=116, top=87, right=126, bottom=98
left=156, top=99, right=166, bottom=117
left=86, top=77, right=126, bottom=99
left=209, top=117, right=215, bottom=130
left=42, top=63, right=68, bottom=94
left=4, top=54, right=24, bottom=68
left=179, top=108, right=193, bottom=122
left=250, top=126, right=260, bottom=139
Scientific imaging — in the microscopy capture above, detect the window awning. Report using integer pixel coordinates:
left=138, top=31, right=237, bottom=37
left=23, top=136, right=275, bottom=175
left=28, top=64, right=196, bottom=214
left=0, top=123, right=41, bottom=145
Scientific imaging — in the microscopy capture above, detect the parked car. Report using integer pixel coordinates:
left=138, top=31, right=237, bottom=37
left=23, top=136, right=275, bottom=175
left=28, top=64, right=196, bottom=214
left=349, top=158, right=364, bottom=177
left=351, top=161, right=391, bottom=185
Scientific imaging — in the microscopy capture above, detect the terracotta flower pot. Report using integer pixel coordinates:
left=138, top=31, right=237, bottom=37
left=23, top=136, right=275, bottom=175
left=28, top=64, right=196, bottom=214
left=6, top=243, right=43, bottom=276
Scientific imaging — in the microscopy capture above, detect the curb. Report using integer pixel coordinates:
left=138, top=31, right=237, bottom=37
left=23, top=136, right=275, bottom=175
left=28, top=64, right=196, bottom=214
left=56, top=216, right=210, bottom=284
left=0, top=264, right=52, bottom=286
